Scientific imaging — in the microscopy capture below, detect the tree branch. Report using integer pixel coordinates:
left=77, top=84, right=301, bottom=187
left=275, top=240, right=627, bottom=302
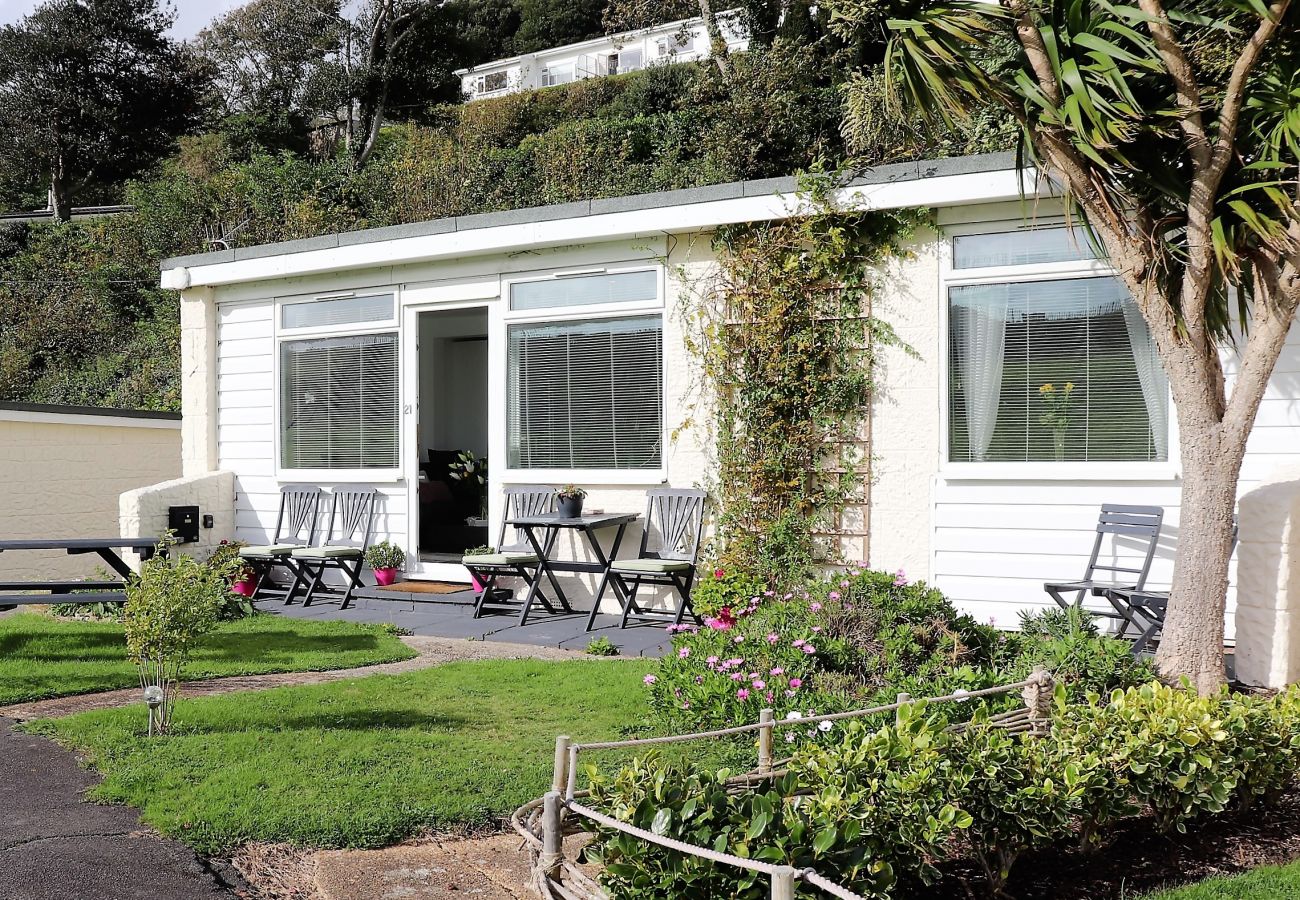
left=1136, top=0, right=1210, bottom=170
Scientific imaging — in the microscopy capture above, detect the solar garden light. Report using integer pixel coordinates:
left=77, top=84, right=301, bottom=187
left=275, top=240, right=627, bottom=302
left=142, top=684, right=165, bottom=737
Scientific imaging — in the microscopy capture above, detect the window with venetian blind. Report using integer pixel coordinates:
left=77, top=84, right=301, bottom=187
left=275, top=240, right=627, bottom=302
left=506, top=271, right=663, bottom=471
left=280, top=333, right=399, bottom=470
left=947, top=229, right=1169, bottom=464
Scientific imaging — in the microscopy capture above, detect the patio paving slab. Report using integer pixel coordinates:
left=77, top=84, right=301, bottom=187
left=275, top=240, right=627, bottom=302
left=0, top=718, right=239, bottom=900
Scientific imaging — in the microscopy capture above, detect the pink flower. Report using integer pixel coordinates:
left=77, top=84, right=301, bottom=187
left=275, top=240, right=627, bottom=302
left=695, top=676, right=704, bottom=684
left=789, top=678, right=803, bottom=689
left=792, top=639, right=806, bottom=648
left=643, top=674, right=657, bottom=685
left=810, top=602, right=823, bottom=612
left=766, top=691, right=775, bottom=703
left=706, top=617, right=731, bottom=631
left=752, top=680, right=766, bottom=690
left=839, top=580, right=850, bottom=588
left=770, top=667, right=784, bottom=676
left=783, top=593, right=793, bottom=600
left=736, top=688, right=750, bottom=701
left=784, top=689, right=796, bottom=698
left=714, top=568, right=726, bottom=579
left=733, top=635, right=745, bottom=644
left=681, top=701, right=691, bottom=709
left=766, top=632, right=779, bottom=644
left=802, top=644, right=816, bottom=655
left=731, top=672, right=744, bottom=681
left=678, top=647, right=691, bottom=659
left=706, top=655, right=719, bottom=668
left=764, top=590, right=775, bottom=597
left=894, top=569, right=908, bottom=586
left=726, top=658, right=744, bottom=667
left=748, top=672, right=760, bottom=679
left=811, top=626, right=822, bottom=633
left=828, top=592, right=840, bottom=601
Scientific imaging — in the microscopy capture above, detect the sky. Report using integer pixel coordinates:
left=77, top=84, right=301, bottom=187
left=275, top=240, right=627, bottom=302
left=0, top=0, right=243, bottom=39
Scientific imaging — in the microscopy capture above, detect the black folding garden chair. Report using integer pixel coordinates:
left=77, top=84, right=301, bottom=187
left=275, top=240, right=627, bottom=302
left=462, top=486, right=555, bottom=619
left=1044, top=504, right=1164, bottom=637
left=1096, top=516, right=1238, bottom=656
left=239, top=485, right=322, bottom=602
left=586, top=487, right=706, bottom=630
left=289, top=486, right=378, bottom=609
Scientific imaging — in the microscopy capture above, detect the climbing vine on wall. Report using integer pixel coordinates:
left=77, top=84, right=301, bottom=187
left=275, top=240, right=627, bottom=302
left=681, top=174, right=926, bottom=583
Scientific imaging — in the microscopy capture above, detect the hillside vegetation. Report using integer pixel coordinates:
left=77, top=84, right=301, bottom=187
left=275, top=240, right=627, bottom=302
left=0, top=48, right=1014, bottom=410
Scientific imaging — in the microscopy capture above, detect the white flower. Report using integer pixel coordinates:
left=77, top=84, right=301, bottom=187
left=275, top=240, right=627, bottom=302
left=818, top=720, right=833, bottom=732
left=785, top=732, right=796, bottom=743
left=785, top=710, right=804, bottom=720
left=954, top=688, right=970, bottom=703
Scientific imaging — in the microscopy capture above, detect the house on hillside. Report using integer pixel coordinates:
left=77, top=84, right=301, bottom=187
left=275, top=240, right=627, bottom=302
left=146, top=151, right=1300, bottom=644
left=456, top=14, right=749, bottom=101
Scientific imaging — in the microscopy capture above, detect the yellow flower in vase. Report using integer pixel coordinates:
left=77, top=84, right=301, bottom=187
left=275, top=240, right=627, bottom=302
left=1038, top=380, right=1078, bottom=460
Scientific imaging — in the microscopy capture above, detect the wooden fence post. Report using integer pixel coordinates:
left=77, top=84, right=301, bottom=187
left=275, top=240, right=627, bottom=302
left=758, top=708, right=774, bottom=774
left=1023, top=667, right=1054, bottom=737
left=540, top=791, right=564, bottom=883
left=895, top=692, right=911, bottom=725
left=770, top=865, right=797, bottom=900
left=552, top=735, right=571, bottom=793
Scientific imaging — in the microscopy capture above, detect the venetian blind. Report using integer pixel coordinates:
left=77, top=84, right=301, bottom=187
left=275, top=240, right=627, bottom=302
left=507, top=316, right=663, bottom=470
left=948, top=277, right=1169, bottom=463
left=280, top=333, right=399, bottom=470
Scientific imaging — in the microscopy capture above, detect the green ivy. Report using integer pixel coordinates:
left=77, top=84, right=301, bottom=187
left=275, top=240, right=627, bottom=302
left=680, top=174, right=926, bottom=582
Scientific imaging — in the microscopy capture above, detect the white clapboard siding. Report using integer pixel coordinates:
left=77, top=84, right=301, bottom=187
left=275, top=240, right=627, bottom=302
left=215, top=298, right=409, bottom=550
left=932, top=329, right=1300, bottom=634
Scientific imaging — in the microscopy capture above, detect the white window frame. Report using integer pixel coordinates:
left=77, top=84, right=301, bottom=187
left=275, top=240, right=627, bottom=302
left=938, top=220, right=1179, bottom=481
left=498, top=263, right=667, bottom=485
left=272, top=286, right=403, bottom=483
left=542, top=62, right=573, bottom=87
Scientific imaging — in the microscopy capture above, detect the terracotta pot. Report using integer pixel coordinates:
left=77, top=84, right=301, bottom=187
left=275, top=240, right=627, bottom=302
left=231, top=575, right=258, bottom=597
left=374, top=567, right=400, bottom=586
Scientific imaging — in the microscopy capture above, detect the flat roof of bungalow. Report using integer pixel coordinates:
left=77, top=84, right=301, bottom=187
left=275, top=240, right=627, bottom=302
left=161, top=152, right=1043, bottom=289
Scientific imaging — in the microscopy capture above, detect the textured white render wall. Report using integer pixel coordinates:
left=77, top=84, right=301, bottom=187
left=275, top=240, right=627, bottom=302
left=868, top=229, right=942, bottom=581
left=120, top=471, right=236, bottom=562
left=0, top=416, right=180, bottom=581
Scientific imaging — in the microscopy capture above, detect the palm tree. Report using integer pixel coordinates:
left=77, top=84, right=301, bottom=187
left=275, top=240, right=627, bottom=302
left=833, top=0, right=1300, bottom=691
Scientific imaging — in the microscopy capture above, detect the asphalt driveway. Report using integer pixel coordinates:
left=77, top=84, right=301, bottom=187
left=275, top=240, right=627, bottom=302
left=0, top=718, right=239, bottom=900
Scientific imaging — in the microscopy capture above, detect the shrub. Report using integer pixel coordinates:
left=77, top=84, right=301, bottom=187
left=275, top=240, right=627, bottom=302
left=205, top=539, right=256, bottom=620
left=586, top=636, right=620, bottom=657
left=365, top=540, right=406, bottom=571
left=123, top=542, right=233, bottom=734
left=690, top=565, right=767, bottom=618
left=1001, top=606, right=1155, bottom=697
left=648, top=567, right=998, bottom=733
left=1230, top=686, right=1300, bottom=807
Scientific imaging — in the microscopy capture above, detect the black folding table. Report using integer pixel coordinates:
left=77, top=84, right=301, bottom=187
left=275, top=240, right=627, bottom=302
left=504, top=513, right=638, bottom=625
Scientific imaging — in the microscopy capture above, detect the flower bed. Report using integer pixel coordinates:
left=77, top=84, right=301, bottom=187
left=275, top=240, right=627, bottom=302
left=649, top=566, right=1149, bottom=735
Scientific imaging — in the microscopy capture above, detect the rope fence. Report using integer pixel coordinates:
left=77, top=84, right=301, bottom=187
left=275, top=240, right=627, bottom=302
left=512, top=667, right=1056, bottom=900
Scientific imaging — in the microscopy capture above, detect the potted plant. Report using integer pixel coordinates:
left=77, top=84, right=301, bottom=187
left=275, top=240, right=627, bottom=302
left=557, top=485, right=587, bottom=518
left=207, top=540, right=258, bottom=597
left=464, top=544, right=493, bottom=593
left=365, top=541, right=406, bottom=586
left=448, top=449, right=489, bottom=519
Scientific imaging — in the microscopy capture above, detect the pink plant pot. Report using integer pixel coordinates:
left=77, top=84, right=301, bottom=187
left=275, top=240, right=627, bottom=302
left=471, top=573, right=487, bottom=595
left=374, top=567, right=400, bottom=586
left=231, top=576, right=258, bottom=597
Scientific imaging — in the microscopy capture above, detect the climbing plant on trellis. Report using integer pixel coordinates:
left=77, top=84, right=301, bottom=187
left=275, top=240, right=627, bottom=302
left=679, top=174, right=925, bottom=583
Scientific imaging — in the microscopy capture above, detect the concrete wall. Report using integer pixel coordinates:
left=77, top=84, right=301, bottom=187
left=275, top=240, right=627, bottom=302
left=0, top=406, right=180, bottom=581
left=119, top=471, right=236, bottom=562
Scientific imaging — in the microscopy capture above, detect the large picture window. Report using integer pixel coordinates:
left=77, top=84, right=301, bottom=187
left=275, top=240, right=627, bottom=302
left=280, top=333, right=399, bottom=470
left=507, top=315, right=663, bottom=470
left=948, top=275, right=1168, bottom=463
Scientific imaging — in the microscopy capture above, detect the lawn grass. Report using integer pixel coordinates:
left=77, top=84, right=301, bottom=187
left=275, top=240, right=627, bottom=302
left=0, top=612, right=417, bottom=705
left=27, top=658, right=654, bottom=853
left=1142, top=860, right=1300, bottom=899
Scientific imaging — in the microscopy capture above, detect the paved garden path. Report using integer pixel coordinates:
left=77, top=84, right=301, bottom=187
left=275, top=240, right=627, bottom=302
left=0, top=717, right=243, bottom=900
left=0, top=634, right=587, bottom=721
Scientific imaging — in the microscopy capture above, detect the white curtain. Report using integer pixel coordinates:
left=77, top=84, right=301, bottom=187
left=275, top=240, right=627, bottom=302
left=1121, top=301, right=1170, bottom=461
left=955, top=294, right=1009, bottom=461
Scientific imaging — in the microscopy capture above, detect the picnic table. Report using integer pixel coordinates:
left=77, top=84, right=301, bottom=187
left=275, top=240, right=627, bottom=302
left=505, top=512, right=639, bottom=625
left=0, top=537, right=161, bottom=608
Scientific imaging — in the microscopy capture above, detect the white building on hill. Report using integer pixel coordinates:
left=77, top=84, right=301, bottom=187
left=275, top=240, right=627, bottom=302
left=456, top=15, right=750, bottom=101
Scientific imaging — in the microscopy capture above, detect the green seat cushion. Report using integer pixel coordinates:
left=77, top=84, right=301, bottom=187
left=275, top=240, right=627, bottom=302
left=611, top=559, right=693, bottom=574
left=291, top=546, right=362, bottom=559
left=239, top=544, right=300, bottom=557
left=462, top=552, right=539, bottom=566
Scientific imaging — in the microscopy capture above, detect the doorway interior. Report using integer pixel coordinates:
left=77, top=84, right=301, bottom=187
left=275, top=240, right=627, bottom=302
left=415, top=306, right=489, bottom=566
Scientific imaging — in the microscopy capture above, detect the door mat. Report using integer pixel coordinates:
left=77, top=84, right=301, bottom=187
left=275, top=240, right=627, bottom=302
left=378, top=581, right=472, bottom=594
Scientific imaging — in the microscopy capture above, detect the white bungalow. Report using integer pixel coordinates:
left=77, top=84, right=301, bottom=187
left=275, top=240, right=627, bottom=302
left=456, top=14, right=750, bottom=101
left=139, top=151, right=1300, bottom=663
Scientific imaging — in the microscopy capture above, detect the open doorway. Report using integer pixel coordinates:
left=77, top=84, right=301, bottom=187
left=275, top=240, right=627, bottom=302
left=416, top=307, right=489, bottom=565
